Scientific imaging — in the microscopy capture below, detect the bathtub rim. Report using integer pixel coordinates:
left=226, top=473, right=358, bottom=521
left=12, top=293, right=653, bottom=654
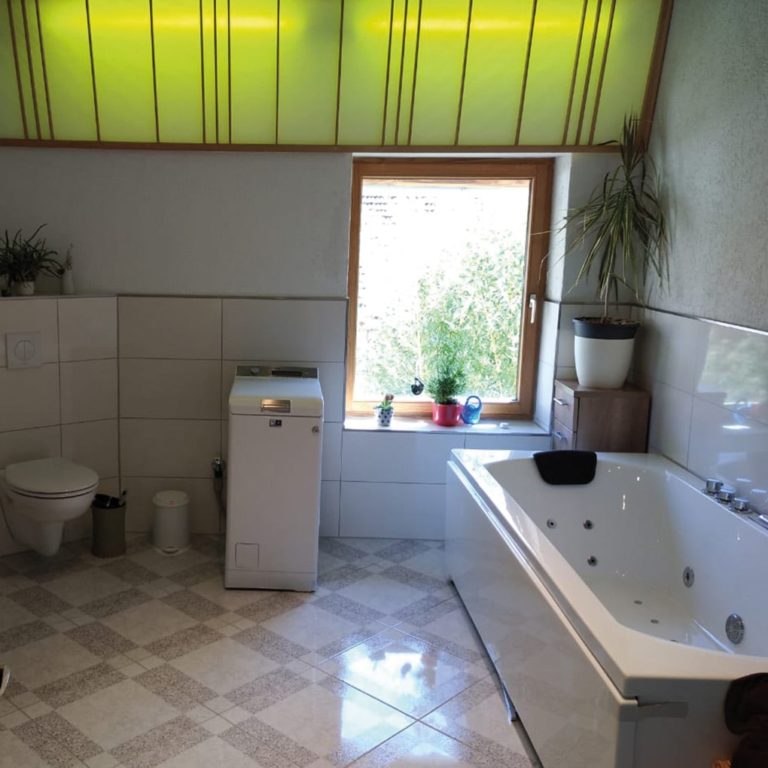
left=449, top=449, right=768, bottom=701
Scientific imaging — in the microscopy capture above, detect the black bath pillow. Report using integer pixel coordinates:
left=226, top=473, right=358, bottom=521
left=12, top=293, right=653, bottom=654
left=533, top=450, right=597, bottom=485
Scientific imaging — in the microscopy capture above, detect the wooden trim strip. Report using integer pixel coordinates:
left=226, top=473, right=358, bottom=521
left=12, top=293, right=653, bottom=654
left=275, top=0, right=280, bottom=143
left=6, top=0, right=29, bottom=139
left=406, top=0, right=423, bottom=145
left=639, top=0, right=674, bottom=144
left=574, top=0, right=602, bottom=146
left=20, top=0, right=41, bottom=139
left=380, top=0, right=395, bottom=145
left=454, top=0, right=474, bottom=146
left=0, top=137, right=619, bottom=154
left=84, top=0, right=101, bottom=141
left=562, top=0, right=588, bottom=146
left=34, top=0, right=54, bottom=140
left=334, top=0, right=345, bottom=144
left=149, top=0, right=160, bottom=143
left=588, top=0, right=616, bottom=144
left=198, top=0, right=206, bottom=143
left=213, top=0, right=219, bottom=143
left=394, top=0, right=409, bottom=145
left=514, top=0, right=538, bottom=145
left=227, top=0, right=231, bottom=143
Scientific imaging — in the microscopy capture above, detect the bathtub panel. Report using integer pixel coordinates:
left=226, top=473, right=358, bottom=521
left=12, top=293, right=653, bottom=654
left=446, top=463, right=636, bottom=768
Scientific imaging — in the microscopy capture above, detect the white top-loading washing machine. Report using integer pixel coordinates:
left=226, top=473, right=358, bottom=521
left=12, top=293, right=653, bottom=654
left=225, top=365, right=323, bottom=590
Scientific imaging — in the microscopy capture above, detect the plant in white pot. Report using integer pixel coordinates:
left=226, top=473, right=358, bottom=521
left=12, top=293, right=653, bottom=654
left=562, top=115, right=667, bottom=388
left=0, top=225, right=61, bottom=296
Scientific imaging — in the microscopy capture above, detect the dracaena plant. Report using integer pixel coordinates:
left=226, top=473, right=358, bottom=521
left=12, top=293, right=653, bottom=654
left=0, top=225, right=61, bottom=284
left=562, top=115, right=668, bottom=320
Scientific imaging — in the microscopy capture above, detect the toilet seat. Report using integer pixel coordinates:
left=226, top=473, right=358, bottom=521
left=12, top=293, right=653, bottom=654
left=5, top=458, right=99, bottom=499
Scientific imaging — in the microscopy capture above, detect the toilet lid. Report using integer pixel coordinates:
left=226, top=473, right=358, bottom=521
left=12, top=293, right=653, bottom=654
left=6, top=458, right=99, bottom=496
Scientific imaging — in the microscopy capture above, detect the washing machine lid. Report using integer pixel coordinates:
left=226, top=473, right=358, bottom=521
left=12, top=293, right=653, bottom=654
left=229, top=375, right=323, bottom=417
left=5, top=458, right=99, bottom=496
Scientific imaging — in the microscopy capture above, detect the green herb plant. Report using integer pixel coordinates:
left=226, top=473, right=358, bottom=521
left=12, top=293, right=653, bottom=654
left=0, top=225, right=61, bottom=286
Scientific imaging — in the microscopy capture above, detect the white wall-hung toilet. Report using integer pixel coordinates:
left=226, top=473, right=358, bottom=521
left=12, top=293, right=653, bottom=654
left=0, top=458, right=99, bottom=556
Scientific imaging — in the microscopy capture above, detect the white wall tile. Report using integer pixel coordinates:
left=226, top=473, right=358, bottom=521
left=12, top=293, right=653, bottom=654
left=121, top=419, right=221, bottom=478
left=539, top=301, right=559, bottom=365
left=322, top=422, right=342, bottom=481
left=60, top=359, right=118, bottom=423
left=62, top=419, right=119, bottom=479
left=320, top=480, right=340, bottom=537
left=222, top=299, right=347, bottom=362
left=123, top=477, right=220, bottom=534
left=534, top=360, right=555, bottom=431
left=220, top=361, right=344, bottom=422
left=120, top=359, right=221, bottom=419
left=0, top=298, right=58, bottom=367
left=119, top=297, right=222, bottom=359
left=341, top=431, right=464, bottom=484
left=687, top=397, right=768, bottom=511
left=58, top=297, right=117, bottom=361
left=340, top=482, right=444, bottom=539
left=0, top=425, right=60, bottom=468
left=0, top=364, right=60, bottom=431
left=464, top=433, right=551, bottom=451
left=647, top=382, right=693, bottom=467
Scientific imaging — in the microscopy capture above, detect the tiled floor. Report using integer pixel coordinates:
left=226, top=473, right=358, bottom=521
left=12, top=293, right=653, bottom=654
left=0, top=536, right=539, bottom=768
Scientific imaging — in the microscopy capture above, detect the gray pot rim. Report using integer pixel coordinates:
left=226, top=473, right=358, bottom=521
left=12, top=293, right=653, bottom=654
left=573, top=316, right=639, bottom=340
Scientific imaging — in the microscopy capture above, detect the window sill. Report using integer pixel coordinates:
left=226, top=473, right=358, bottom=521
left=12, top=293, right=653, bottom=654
left=344, top=415, right=548, bottom=436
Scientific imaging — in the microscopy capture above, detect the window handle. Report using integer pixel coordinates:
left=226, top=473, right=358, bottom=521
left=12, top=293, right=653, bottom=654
left=528, top=293, right=537, bottom=323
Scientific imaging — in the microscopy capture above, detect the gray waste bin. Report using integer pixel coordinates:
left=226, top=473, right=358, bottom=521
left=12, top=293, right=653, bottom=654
left=91, top=493, right=126, bottom=558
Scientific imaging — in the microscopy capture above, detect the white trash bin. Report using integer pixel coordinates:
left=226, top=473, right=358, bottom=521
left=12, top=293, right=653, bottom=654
left=152, top=490, right=190, bottom=555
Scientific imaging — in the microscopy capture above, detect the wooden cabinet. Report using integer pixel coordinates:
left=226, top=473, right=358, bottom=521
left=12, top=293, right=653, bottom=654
left=552, top=379, right=650, bottom=452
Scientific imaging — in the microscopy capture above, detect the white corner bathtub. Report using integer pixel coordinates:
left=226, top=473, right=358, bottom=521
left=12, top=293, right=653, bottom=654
left=446, top=450, right=768, bottom=768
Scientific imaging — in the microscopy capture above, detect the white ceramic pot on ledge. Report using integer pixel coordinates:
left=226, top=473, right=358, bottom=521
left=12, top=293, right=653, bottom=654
left=573, top=317, right=639, bottom=388
left=12, top=281, right=35, bottom=296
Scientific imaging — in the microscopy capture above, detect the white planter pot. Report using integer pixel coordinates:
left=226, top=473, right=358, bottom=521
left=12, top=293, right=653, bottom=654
left=13, top=281, right=35, bottom=296
left=573, top=318, right=639, bottom=389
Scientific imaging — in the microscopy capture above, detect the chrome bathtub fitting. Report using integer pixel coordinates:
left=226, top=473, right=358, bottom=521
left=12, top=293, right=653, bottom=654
left=583, top=520, right=594, bottom=530
left=726, top=614, right=745, bottom=645
left=717, top=486, right=736, bottom=504
left=732, top=498, right=751, bottom=513
left=587, top=556, right=598, bottom=566
left=705, top=478, right=723, bottom=495
left=683, top=567, right=695, bottom=587
left=546, top=519, right=556, bottom=529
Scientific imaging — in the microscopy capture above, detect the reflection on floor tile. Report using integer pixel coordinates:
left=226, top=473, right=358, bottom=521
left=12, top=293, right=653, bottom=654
left=0, top=536, right=538, bottom=768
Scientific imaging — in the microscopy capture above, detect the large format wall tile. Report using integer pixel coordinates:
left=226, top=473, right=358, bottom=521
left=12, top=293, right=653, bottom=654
left=120, top=359, right=221, bottom=419
left=340, top=481, right=445, bottom=539
left=0, top=364, right=60, bottom=431
left=62, top=419, right=119, bottom=479
left=320, top=480, right=340, bottom=537
left=0, top=425, right=60, bottom=467
left=222, top=299, right=347, bottom=362
left=119, top=297, right=222, bottom=359
left=342, top=432, right=464, bottom=484
left=120, top=418, right=221, bottom=478
left=60, top=359, right=118, bottom=423
left=322, top=422, right=342, bottom=481
left=0, top=298, right=58, bottom=367
left=58, top=297, right=117, bottom=361
left=647, top=381, right=693, bottom=467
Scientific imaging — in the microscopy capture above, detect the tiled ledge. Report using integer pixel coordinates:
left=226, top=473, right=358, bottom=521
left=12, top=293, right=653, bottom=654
left=344, top=416, right=548, bottom=436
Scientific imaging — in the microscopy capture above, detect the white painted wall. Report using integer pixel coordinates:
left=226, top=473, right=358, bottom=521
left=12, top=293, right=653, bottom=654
left=0, top=149, right=352, bottom=298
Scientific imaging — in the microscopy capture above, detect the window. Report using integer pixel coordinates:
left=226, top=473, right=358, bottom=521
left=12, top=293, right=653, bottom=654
left=346, top=159, right=552, bottom=420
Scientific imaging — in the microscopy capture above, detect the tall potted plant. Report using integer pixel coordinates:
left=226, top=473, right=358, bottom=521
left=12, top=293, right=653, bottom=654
left=426, top=356, right=467, bottom=426
left=0, top=225, right=61, bottom=296
left=562, top=115, right=667, bottom=388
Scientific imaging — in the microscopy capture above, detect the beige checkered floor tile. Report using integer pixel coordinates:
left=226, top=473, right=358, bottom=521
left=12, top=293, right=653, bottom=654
left=0, top=536, right=538, bottom=768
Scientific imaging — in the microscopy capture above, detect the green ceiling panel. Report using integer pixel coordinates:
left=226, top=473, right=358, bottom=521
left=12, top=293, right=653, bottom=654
left=0, top=0, right=668, bottom=149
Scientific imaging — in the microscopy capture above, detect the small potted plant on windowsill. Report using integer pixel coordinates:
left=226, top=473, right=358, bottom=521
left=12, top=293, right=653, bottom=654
left=561, top=114, right=667, bottom=388
left=426, top=358, right=467, bottom=427
left=375, top=393, right=394, bottom=427
left=0, top=225, right=61, bottom=296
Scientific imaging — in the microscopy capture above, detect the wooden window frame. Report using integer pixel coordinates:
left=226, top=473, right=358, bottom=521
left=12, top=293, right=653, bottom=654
left=346, top=158, right=553, bottom=420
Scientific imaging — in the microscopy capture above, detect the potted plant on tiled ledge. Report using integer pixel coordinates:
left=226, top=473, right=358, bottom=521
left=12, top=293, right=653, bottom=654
left=375, top=393, right=395, bottom=426
left=562, top=115, right=668, bottom=388
left=0, top=225, right=61, bottom=296
left=426, top=356, right=467, bottom=427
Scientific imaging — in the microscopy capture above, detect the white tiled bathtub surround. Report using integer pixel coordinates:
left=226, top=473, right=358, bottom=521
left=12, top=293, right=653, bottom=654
left=636, top=308, right=768, bottom=513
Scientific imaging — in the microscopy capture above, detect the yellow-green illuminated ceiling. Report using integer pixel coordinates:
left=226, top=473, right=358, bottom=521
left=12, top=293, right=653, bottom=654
left=0, top=0, right=669, bottom=149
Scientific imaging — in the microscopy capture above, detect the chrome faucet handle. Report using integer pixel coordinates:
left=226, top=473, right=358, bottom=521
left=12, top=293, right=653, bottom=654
left=705, top=478, right=723, bottom=495
left=732, top=498, right=751, bottom=513
left=717, top=486, right=736, bottom=504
